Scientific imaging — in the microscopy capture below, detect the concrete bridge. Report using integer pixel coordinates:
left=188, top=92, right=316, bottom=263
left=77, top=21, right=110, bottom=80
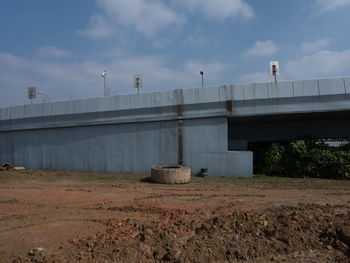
left=1, top=76, right=350, bottom=177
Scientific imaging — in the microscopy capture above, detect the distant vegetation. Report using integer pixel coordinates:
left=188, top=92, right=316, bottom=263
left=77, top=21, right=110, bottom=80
left=249, top=138, right=350, bottom=180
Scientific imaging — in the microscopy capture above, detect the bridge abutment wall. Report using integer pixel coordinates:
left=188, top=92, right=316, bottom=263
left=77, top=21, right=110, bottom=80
left=0, top=87, right=252, bottom=177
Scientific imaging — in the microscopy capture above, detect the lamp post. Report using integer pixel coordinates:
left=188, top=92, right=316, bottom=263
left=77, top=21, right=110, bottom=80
left=200, top=71, right=204, bottom=87
left=101, top=70, right=107, bottom=96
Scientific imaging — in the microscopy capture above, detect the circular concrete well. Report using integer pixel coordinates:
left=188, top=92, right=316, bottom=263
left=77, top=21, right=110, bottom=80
left=151, top=165, right=191, bottom=184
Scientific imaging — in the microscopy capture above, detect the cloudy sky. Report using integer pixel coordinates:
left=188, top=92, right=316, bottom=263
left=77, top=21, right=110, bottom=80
left=1, top=0, right=350, bottom=107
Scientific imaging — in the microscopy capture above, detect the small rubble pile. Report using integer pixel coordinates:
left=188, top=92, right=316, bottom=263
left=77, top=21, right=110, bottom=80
left=0, top=163, right=25, bottom=171
left=0, top=163, right=12, bottom=170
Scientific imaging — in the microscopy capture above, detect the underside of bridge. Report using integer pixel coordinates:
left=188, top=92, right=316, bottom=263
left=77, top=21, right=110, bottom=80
left=228, top=110, right=350, bottom=150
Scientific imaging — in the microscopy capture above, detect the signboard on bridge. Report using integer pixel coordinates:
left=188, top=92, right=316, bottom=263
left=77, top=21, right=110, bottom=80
left=270, top=61, right=280, bottom=76
left=28, top=87, right=36, bottom=99
left=134, top=75, right=143, bottom=89
left=134, top=75, right=143, bottom=94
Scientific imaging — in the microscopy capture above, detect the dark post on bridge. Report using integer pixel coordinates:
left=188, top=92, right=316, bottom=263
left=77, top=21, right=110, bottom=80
left=200, top=71, right=204, bottom=87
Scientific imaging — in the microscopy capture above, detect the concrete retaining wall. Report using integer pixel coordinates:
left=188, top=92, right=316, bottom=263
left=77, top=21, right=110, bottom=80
left=0, top=116, right=252, bottom=177
left=0, top=120, right=178, bottom=173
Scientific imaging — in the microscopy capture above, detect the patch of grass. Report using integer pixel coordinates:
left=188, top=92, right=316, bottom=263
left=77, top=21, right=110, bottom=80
left=253, top=174, right=293, bottom=180
left=83, top=175, right=119, bottom=182
left=83, top=173, right=147, bottom=183
left=189, top=174, right=332, bottom=190
left=2, top=170, right=350, bottom=191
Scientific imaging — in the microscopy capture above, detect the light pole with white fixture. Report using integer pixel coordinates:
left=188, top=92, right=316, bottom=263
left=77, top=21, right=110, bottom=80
left=101, top=70, right=107, bottom=96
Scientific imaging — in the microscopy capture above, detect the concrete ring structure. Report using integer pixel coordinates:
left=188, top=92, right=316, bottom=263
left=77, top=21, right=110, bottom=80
left=151, top=165, right=191, bottom=184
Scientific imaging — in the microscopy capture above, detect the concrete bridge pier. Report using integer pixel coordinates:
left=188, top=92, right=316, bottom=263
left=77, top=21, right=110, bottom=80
left=182, top=117, right=252, bottom=177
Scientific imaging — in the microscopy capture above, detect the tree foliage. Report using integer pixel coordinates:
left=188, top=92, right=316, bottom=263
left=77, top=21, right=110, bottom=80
left=250, top=138, right=350, bottom=179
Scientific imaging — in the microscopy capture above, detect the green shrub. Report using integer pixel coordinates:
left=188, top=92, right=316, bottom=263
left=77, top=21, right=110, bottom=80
left=264, top=143, right=284, bottom=176
left=249, top=142, right=272, bottom=174
left=307, top=148, right=350, bottom=179
left=258, top=139, right=350, bottom=179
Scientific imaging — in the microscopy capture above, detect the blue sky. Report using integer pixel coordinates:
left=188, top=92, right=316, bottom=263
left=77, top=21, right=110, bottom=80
left=1, top=0, right=350, bottom=107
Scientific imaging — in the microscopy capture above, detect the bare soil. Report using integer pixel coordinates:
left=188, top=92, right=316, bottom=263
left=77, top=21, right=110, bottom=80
left=0, top=170, right=349, bottom=262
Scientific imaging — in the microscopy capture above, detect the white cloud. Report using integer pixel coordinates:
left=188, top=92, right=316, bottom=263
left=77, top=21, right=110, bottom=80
left=0, top=52, right=230, bottom=107
left=286, top=49, right=350, bottom=79
left=77, top=14, right=114, bottom=38
left=238, top=72, right=272, bottom=83
left=85, top=0, right=185, bottom=38
left=183, top=33, right=209, bottom=47
left=301, top=39, right=331, bottom=53
left=0, top=53, right=102, bottom=105
left=314, top=0, right=350, bottom=14
left=37, top=46, right=70, bottom=59
left=239, top=49, right=350, bottom=82
left=174, top=0, right=254, bottom=20
left=79, top=0, right=253, bottom=40
left=246, top=40, right=279, bottom=57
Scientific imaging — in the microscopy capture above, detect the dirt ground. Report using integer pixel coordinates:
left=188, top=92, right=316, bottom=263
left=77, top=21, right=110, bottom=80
left=0, top=170, right=349, bottom=262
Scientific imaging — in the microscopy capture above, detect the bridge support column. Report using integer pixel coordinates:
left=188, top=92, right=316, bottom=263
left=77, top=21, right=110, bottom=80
left=183, top=117, right=253, bottom=177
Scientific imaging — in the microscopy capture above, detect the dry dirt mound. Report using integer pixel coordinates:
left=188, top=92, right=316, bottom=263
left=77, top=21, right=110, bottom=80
left=13, top=203, right=350, bottom=263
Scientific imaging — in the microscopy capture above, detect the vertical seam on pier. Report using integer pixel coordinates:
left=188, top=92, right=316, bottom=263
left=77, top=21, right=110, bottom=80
left=225, top=85, right=233, bottom=117
left=177, top=118, right=183, bottom=165
left=226, top=100, right=232, bottom=116
left=266, top=83, right=270, bottom=103
left=343, top=78, right=347, bottom=96
left=175, top=89, right=184, bottom=166
left=242, top=85, right=245, bottom=102
left=176, top=104, right=183, bottom=165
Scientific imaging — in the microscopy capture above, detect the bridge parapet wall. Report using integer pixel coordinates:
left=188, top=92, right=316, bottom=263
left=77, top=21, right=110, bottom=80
left=1, top=77, right=349, bottom=131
